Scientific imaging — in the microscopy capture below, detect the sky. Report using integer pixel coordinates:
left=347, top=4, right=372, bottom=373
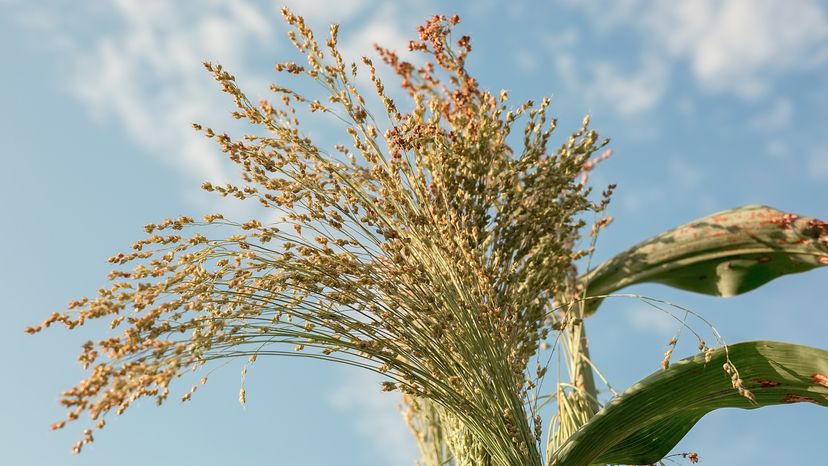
left=1, top=1, right=827, bottom=465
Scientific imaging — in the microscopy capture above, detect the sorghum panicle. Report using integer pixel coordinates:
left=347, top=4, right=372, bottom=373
left=30, top=9, right=611, bottom=463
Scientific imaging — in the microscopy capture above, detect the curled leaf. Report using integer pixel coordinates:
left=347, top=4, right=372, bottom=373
left=581, top=205, right=828, bottom=313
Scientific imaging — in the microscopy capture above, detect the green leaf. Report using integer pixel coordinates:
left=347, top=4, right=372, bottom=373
left=581, top=205, right=828, bottom=313
left=547, top=341, right=828, bottom=466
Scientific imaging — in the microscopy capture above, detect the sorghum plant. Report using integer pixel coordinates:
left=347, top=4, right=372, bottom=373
left=30, top=9, right=828, bottom=466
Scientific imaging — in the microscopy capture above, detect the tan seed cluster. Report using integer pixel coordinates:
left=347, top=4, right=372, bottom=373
left=30, top=9, right=613, bottom=464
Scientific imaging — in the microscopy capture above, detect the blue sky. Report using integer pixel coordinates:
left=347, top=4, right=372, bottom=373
left=2, top=1, right=827, bottom=465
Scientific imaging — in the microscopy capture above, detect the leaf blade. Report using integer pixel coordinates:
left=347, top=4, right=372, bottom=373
left=547, top=341, right=828, bottom=465
left=582, top=205, right=828, bottom=313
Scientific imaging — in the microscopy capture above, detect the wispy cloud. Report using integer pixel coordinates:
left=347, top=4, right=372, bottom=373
left=651, top=0, right=828, bottom=98
left=806, top=149, right=828, bottom=181
left=626, top=306, right=679, bottom=337
left=556, top=0, right=828, bottom=115
left=11, top=0, right=424, bottom=204
left=281, top=0, right=369, bottom=23
left=764, top=139, right=790, bottom=159
left=339, top=3, right=413, bottom=63
left=549, top=41, right=668, bottom=116
left=7, top=0, right=290, bottom=192
left=586, top=54, right=669, bottom=116
left=750, top=98, right=794, bottom=132
left=514, top=49, right=540, bottom=73
left=66, top=0, right=276, bottom=185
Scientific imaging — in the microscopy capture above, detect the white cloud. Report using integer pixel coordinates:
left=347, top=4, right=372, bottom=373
left=7, top=0, right=286, bottom=192
left=626, top=306, right=677, bottom=337
left=11, top=4, right=57, bottom=32
left=65, top=0, right=277, bottom=185
left=553, top=52, right=668, bottom=116
left=553, top=53, right=579, bottom=90
left=329, top=371, right=418, bottom=466
left=334, top=2, right=435, bottom=118
left=340, top=3, right=412, bottom=63
left=806, top=149, right=828, bottom=180
left=560, top=0, right=643, bottom=32
left=765, top=139, right=790, bottom=158
left=281, top=0, right=369, bottom=24
left=515, top=49, right=540, bottom=72
left=652, top=0, right=828, bottom=98
left=559, top=0, right=828, bottom=114
left=675, top=96, right=695, bottom=117
left=750, top=98, right=794, bottom=131
left=13, top=2, right=425, bottom=221
left=587, top=54, right=668, bottom=115
left=8, top=4, right=73, bottom=50
left=540, top=28, right=580, bottom=52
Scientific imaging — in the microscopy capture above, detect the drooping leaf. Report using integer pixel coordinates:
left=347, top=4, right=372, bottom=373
left=581, top=205, right=828, bottom=313
left=547, top=341, right=828, bottom=465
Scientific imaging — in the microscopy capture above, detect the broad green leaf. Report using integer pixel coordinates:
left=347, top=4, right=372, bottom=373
left=581, top=205, right=828, bottom=313
left=547, top=341, right=828, bottom=466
